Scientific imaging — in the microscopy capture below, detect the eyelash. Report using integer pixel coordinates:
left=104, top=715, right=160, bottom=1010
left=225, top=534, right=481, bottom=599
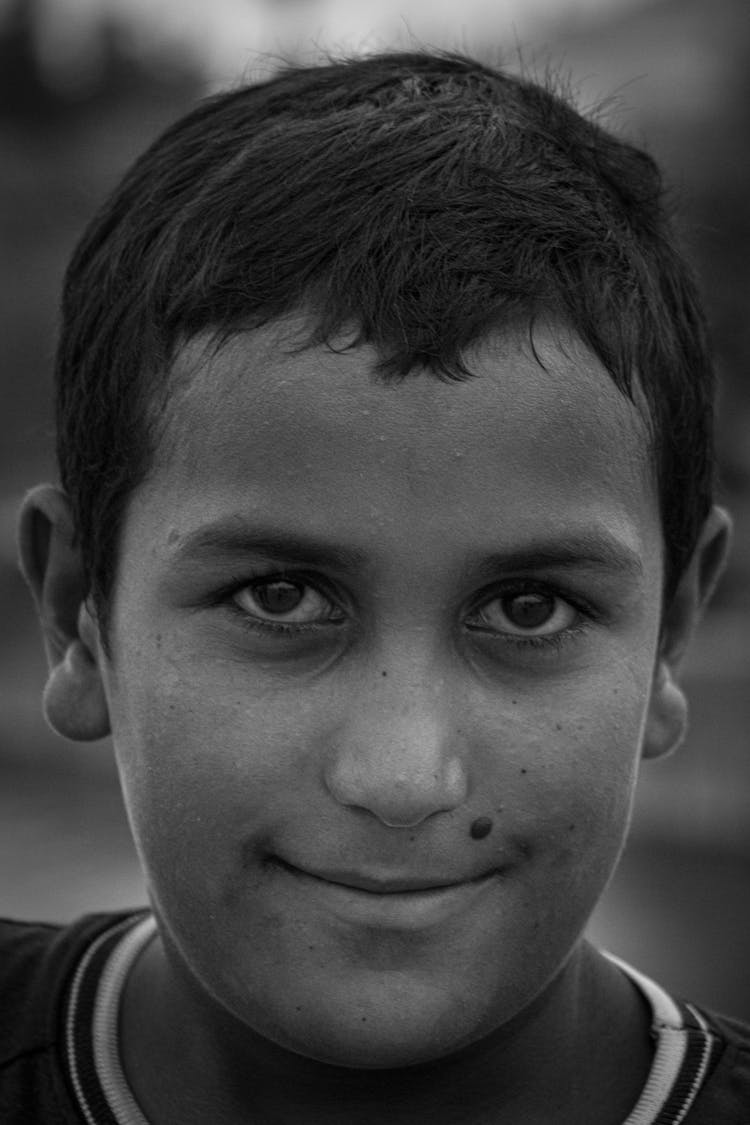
left=465, top=581, right=592, bottom=652
left=474, top=615, right=590, bottom=653
left=220, top=572, right=344, bottom=638
left=217, top=572, right=594, bottom=653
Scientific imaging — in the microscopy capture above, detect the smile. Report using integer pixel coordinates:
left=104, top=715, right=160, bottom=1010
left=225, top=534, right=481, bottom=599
left=269, top=858, right=502, bottom=927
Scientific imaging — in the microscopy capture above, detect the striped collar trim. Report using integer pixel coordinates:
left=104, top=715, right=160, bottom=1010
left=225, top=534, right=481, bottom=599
left=64, top=913, right=155, bottom=1125
left=607, top=953, right=719, bottom=1125
left=64, top=917, right=719, bottom=1125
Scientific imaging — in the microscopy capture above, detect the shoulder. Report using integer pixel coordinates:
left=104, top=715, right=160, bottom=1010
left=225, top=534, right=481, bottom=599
left=0, top=912, right=132, bottom=1067
left=0, top=911, right=144, bottom=1125
left=0, top=916, right=74, bottom=1067
left=685, top=1005, right=750, bottom=1122
left=603, top=952, right=750, bottom=1123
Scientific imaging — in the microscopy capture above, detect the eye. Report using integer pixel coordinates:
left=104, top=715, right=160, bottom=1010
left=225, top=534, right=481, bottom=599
left=468, top=590, right=578, bottom=637
left=233, top=577, right=342, bottom=626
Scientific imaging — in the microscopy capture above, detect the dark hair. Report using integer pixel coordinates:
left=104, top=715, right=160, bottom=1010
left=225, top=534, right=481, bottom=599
left=56, top=49, right=714, bottom=634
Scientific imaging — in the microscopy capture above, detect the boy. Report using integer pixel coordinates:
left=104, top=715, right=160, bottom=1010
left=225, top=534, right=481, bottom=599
left=2, top=48, right=747, bottom=1124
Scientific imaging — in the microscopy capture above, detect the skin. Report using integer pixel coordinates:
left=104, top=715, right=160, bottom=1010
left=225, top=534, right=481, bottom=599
left=20, top=319, right=730, bottom=1124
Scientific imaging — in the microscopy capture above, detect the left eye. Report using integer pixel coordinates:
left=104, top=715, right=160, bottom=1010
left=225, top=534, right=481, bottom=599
left=468, top=591, right=577, bottom=636
left=234, top=579, right=341, bottom=624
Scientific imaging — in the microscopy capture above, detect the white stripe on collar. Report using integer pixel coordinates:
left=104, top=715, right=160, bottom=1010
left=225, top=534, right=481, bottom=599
left=85, top=922, right=710, bottom=1125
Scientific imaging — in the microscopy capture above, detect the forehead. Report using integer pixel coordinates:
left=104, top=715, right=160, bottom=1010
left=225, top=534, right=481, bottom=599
left=142, top=319, right=658, bottom=568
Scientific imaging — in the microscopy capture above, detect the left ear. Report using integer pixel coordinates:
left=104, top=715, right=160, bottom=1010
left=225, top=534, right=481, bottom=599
left=642, top=505, right=732, bottom=760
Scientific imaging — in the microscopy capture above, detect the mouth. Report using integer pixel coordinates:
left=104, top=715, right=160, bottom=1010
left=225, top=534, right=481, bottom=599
left=272, top=859, right=494, bottom=895
left=266, top=855, right=501, bottom=927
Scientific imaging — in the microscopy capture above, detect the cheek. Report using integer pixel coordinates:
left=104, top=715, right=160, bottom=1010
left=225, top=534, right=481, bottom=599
left=513, top=676, right=648, bottom=889
left=107, top=660, right=321, bottom=893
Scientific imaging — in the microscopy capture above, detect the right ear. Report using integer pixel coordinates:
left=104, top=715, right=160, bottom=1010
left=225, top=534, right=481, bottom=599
left=17, top=484, right=111, bottom=742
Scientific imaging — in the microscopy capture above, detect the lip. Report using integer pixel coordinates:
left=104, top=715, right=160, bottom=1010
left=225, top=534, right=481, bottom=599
left=269, top=858, right=501, bottom=928
left=275, top=861, right=494, bottom=895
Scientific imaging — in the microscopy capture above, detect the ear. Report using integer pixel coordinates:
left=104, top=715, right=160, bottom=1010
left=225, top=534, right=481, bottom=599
left=642, top=505, right=732, bottom=760
left=17, top=484, right=111, bottom=742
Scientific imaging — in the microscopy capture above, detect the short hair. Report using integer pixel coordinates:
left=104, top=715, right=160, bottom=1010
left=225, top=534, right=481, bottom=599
left=56, top=49, right=714, bottom=634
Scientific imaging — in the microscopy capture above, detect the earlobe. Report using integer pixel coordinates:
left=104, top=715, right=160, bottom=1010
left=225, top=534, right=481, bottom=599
left=42, top=637, right=111, bottom=742
left=642, top=664, right=688, bottom=760
left=17, top=484, right=111, bottom=743
left=642, top=505, right=732, bottom=761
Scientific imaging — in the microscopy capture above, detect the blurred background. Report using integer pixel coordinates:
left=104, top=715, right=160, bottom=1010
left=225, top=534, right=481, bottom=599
left=1, top=0, right=748, bottom=1018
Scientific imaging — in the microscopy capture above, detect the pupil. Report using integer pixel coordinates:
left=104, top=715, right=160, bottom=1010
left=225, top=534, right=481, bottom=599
left=504, top=593, right=554, bottom=629
left=255, top=580, right=304, bottom=615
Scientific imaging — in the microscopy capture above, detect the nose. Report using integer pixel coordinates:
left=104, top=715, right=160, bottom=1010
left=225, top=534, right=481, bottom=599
left=323, top=659, right=468, bottom=828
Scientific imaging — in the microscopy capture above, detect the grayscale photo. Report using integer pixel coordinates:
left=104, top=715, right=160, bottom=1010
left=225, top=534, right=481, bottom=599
left=1, top=1, right=748, bottom=1121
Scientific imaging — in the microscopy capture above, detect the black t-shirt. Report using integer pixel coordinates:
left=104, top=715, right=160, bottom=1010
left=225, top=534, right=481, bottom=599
left=1, top=910, right=749, bottom=1123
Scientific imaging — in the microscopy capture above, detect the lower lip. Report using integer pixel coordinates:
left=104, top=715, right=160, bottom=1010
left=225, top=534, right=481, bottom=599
left=271, top=861, right=501, bottom=929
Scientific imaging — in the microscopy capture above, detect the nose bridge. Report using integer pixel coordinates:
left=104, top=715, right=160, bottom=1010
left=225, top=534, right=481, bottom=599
left=323, top=647, right=468, bottom=828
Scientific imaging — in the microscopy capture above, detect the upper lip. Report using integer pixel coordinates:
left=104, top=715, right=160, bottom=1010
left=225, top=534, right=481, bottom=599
left=274, top=859, right=495, bottom=894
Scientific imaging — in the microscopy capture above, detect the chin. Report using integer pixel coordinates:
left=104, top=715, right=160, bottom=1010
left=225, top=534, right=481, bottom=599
left=280, top=1013, right=471, bottom=1070
left=260, top=973, right=498, bottom=1070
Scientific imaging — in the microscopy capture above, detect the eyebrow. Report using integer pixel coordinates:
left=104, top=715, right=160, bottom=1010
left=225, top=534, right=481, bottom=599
left=473, top=533, right=645, bottom=582
left=170, top=522, right=369, bottom=572
left=169, top=520, right=644, bottom=579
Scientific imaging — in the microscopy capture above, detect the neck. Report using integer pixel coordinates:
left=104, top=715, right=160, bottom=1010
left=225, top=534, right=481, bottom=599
left=120, top=935, right=653, bottom=1125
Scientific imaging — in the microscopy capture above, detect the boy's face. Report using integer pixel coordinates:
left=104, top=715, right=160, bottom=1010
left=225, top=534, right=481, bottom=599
left=89, top=322, right=667, bottom=1064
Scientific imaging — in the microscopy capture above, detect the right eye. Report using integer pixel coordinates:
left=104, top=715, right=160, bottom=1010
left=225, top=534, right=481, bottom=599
left=233, top=577, right=345, bottom=629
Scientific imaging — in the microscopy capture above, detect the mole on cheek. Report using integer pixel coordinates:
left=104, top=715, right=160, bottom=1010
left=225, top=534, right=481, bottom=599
left=469, top=816, right=493, bottom=840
